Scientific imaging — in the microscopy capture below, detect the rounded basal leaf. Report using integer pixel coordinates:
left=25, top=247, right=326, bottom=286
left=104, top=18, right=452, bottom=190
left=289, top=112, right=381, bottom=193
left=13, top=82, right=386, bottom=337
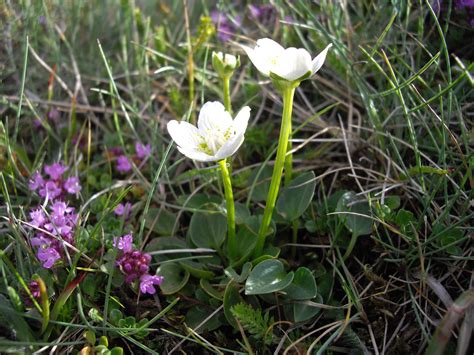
left=200, top=279, right=223, bottom=301
left=185, top=305, right=222, bottom=333
left=189, top=212, right=227, bottom=249
left=230, top=216, right=259, bottom=265
left=250, top=246, right=281, bottom=266
left=223, top=281, right=244, bottom=328
left=285, top=294, right=323, bottom=322
left=248, top=165, right=273, bottom=202
left=156, top=263, right=189, bottom=295
left=276, top=171, right=316, bottom=221
left=336, top=191, right=373, bottom=237
left=145, top=208, right=177, bottom=235
left=234, top=202, right=251, bottom=225
left=245, top=259, right=294, bottom=295
left=283, top=267, right=317, bottom=300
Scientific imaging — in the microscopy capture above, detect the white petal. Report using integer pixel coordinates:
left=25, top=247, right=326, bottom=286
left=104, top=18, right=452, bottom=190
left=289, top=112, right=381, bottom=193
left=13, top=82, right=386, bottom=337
left=215, top=133, right=244, bottom=160
left=198, top=101, right=233, bottom=132
left=255, top=38, right=285, bottom=54
left=272, top=48, right=312, bottom=81
left=242, top=38, right=285, bottom=77
left=233, top=106, right=251, bottom=135
left=311, top=43, right=332, bottom=75
left=224, top=54, right=237, bottom=67
left=167, top=120, right=201, bottom=149
left=177, top=146, right=217, bottom=162
left=241, top=44, right=271, bottom=77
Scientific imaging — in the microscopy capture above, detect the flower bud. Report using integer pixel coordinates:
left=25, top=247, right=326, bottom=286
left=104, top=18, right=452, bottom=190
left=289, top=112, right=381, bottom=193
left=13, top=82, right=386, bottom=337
left=212, top=51, right=240, bottom=78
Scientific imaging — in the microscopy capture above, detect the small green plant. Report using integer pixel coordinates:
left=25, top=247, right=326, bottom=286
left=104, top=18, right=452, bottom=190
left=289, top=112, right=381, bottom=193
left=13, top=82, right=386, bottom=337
left=231, top=302, right=274, bottom=346
left=79, top=331, right=124, bottom=355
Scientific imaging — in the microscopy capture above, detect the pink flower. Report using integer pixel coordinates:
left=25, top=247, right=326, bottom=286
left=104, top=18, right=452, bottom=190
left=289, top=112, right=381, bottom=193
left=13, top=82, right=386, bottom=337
left=29, top=172, right=44, bottom=191
left=114, top=202, right=132, bottom=219
left=139, top=274, right=164, bottom=294
left=135, top=142, right=151, bottom=159
left=30, top=209, right=47, bottom=227
left=50, top=201, right=74, bottom=216
left=64, top=176, right=81, bottom=194
left=113, top=233, right=133, bottom=253
left=44, top=163, right=68, bottom=180
left=116, top=155, right=132, bottom=173
left=37, top=247, right=61, bottom=268
left=39, top=180, right=62, bottom=200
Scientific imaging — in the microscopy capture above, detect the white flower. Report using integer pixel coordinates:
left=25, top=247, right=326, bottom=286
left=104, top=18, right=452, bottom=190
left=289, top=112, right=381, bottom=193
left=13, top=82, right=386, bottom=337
left=212, top=51, right=240, bottom=78
left=167, top=101, right=250, bottom=162
left=214, top=52, right=238, bottom=68
left=241, top=38, right=332, bottom=82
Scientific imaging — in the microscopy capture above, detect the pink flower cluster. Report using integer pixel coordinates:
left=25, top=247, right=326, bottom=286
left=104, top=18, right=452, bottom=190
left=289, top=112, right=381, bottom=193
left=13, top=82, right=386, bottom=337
left=110, top=142, right=152, bottom=174
left=29, top=162, right=81, bottom=201
left=29, top=201, right=78, bottom=268
left=113, top=234, right=163, bottom=295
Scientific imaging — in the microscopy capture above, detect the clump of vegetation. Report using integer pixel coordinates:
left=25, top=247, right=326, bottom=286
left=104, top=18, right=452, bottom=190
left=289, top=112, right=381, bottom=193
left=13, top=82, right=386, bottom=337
left=0, top=0, right=472, bottom=353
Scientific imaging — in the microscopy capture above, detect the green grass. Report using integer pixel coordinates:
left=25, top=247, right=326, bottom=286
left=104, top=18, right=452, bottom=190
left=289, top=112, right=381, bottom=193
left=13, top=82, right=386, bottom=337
left=0, top=0, right=473, bottom=353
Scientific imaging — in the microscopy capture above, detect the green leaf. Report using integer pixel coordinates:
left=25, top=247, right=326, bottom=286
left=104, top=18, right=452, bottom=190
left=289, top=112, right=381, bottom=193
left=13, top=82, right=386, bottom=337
left=245, top=259, right=294, bottom=295
left=185, top=305, right=222, bottom=333
left=145, top=208, right=177, bottom=235
left=248, top=165, right=273, bottom=202
left=224, top=262, right=252, bottom=283
left=189, top=212, right=227, bottom=249
left=384, top=196, right=401, bottom=210
left=433, top=225, right=465, bottom=256
left=223, top=281, right=244, bottom=328
left=200, top=279, right=223, bottom=301
left=286, top=294, right=323, bottom=322
left=235, top=202, right=251, bottom=225
left=395, top=209, right=417, bottom=239
left=6, top=286, right=23, bottom=312
left=156, top=263, right=190, bottom=295
left=401, top=165, right=449, bottom=180
left=283, top=267, right=317, bottom=300
left=83, top=330, right=96, bottom=345
left=109, top=309, right=123, bottom=324
left=110, top=348, right=124, bottom=355
left=179, top=260, right=215, bottom=280
left=0, top=294, right=35, bottom=342
left=276, top=171, right=316, bottom=221
left=230, top=216, right=259, bottom=265
left=99, top=335, right=109, bottom=347
left=336, top=191, right=373, bottom=237
left=395, top=209, right=416, bottom=226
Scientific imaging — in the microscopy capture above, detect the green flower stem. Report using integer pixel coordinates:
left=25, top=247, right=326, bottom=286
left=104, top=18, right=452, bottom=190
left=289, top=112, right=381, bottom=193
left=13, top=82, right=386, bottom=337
left=254, top=86, right=296, bottom=257
left=223, top=75, right=232, bottom=114
left=284, top=118, right=293, bottom=186
left=219, top=160, right=236, bottom=258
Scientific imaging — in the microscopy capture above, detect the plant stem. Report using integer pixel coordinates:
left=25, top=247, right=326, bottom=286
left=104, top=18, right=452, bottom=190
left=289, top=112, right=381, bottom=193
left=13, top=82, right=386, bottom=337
left=223, top=75, right=232, bottom=114
left=254, top=87, right=296, bottom=257
left=284, top=118, right=293, bottom=186
left=219, top=160, right=236, bottom=259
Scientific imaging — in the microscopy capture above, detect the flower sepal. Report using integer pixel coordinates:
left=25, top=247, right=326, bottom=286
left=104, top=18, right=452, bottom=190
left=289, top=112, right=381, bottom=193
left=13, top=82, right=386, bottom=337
left=269, top=72, right=304, bottom=93
left=212, top=51, right=240, bottom=78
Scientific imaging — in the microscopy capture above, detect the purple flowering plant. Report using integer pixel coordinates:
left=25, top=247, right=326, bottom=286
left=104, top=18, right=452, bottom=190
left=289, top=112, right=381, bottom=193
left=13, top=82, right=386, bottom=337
left=28, top=201, right=78, bottom=268
left=29, top=162, right=82, bottom=201
left=113, top=234, right=163, bottom=295
left=108, top=141, right=152, bottom=174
